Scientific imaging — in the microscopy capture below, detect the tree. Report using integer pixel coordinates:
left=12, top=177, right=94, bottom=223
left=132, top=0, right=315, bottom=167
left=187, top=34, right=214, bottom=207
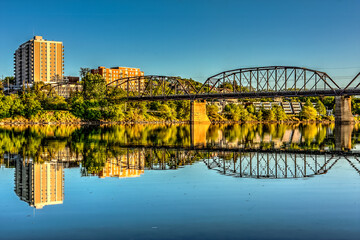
left=207, top=104, right=223, bottom=121
left=304, top=98, right=313, bottom=107
left=223, top=104, right=251, bottom=121
left=322, top=97, right=334, bottom=109
left=247, top=105, right=255, bottom=114
left=175, top=100, right=190, bottom=120
left=299, top=105, right=318, bottom=120
left=272, top=105, right=287, bottom=121
left=82, top=73, right=106, bottom=100
left=315, top=99, right=326, bottom=115
left=256, top=110, right=263, bottom=121
left=262, top=108, right=276, bottom=121
left=22, top=93, right=42, bottom=118
left=2, top=76, right=15, bottom=87
left=158, top=104, right=176, bottom=120
left=80, top=68, right=91, bottom=79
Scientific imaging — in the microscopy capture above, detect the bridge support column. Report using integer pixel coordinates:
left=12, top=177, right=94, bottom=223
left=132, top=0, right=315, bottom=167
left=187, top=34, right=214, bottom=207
left=335, top=96, right=354, bottom=123
left=190, top=101, right=210, bottom=147
left=190, top=101, right=210, bottom=123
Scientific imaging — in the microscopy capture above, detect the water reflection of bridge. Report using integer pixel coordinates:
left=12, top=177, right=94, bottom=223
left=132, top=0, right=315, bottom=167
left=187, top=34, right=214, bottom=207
left=3, top=147, right=359, bottom=209
left=115, top=146, right=360, bottom=178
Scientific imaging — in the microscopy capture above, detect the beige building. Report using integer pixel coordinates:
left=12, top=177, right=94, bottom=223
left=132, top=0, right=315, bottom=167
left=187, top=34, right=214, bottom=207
left=91, top=66, right=145, bottom=92
left=14, top=36, right=64, bottom=87
left=15, top=159, right=64, bottom=209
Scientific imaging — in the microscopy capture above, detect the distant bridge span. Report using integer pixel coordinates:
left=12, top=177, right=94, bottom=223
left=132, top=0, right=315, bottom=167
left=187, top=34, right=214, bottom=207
left=106, top=66, right=360, bottom=123
left=107, top=66, right=360, bottom=100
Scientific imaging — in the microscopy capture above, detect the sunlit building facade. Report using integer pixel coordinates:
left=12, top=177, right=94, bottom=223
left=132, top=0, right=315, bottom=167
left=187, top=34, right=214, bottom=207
left=14, top=36, right=64, bottom=87
left=90, top=66, right=145, bottom=92
left=98, top=152, right=145, bottom=178
left=14, top=159, right=64, bottom=209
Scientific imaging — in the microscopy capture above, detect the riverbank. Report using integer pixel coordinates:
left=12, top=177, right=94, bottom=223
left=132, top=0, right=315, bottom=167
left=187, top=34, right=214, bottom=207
left=0, top=118, right=343, bottom=125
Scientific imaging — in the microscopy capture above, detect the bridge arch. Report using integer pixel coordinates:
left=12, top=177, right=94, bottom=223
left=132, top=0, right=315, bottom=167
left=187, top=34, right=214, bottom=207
left=343, top=72, right=360, bottom=91
left=40, top=81, right=82, bottom=98
left=106, top=75, right=198, bottom=97
left=197, top=66, right=341, bottom=96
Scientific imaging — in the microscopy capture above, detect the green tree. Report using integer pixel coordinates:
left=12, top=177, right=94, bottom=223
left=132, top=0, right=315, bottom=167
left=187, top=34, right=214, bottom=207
left=315, top=99, right=326, bottom=115
left=322, top=97, right=334, bottom=109
left=82, top=73, right=106, bottom=100
left=272, top=105, right=287, bottom=121
left=262, top=108, right=276, bottom=121
left=247, top=105, right=255, bottom=114
left=158, top=104, right=176, bottom=120
left=299, top=105, right=318, bottom=120
left=70, top=96, right=86, bottom=118
left=80, top=68, right=91, bottom=79
left=256, top=110, right=263, bottom=121
left=207, top=104, right=224, bottom=121
left=22, top=93, right=42, bottom=118
left=229, top=104, right=251, bottom=121
left=8, top=95, right=25, bottom=117
left=2, top=76, right=15, bottom=87
left=304, top=99, right=313, bottom=107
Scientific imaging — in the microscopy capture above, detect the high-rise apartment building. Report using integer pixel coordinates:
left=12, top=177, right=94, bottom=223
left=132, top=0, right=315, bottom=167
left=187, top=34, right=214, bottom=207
left=91, top=66, right=145, bottom=91
left=14, top=36, right=64, bottom=87
left=15, top=159, right=64, bottom=209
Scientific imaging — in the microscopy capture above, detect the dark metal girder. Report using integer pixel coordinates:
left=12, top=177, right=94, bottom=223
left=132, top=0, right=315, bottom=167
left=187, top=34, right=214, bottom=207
left=120, top=89, right=358, bottom=102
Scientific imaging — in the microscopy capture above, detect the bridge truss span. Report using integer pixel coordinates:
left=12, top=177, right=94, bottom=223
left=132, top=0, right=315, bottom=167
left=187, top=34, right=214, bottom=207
left=107, top=75, right=198, bottom=98
left=343, top=71, right=360, bottom=94
left=103, top=67, right=360, bottom=102
left=198, top=66, right=341, bottom=97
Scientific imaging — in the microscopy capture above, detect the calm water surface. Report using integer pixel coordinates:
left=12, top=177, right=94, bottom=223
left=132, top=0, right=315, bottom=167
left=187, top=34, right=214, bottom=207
left=0, top=123, right=359, bottom=240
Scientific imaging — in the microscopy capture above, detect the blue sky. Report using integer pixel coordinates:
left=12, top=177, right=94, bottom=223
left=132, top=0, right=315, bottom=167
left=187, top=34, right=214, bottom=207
left=0, top=0, right=359, bottom=84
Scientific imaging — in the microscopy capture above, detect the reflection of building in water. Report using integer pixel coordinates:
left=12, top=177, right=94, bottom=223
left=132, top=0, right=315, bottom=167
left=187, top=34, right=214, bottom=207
left=98, top=152, right=144, bottom=178
left=41, top=147, right=82, bottom=163
left=15, top=159, right=64, bottom=209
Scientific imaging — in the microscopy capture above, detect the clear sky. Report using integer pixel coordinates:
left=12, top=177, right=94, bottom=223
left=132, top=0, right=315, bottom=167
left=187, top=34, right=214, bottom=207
left=0, top=0, right=359, bottom=84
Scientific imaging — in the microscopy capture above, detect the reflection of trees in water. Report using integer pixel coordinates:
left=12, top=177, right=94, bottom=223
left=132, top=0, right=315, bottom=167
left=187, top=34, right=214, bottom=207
left=0, top=123, right=355, bottom=166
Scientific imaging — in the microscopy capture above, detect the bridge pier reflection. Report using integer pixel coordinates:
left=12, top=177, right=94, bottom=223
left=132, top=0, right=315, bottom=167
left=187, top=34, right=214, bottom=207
left=335, top=123, right=353, bottom=150
left=190, top=122, right=210, bottom=147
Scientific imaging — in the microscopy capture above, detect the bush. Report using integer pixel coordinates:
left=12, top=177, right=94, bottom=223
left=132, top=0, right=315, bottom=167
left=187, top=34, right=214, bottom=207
left=262, top=109, right=276, bottom=121
left=299, top=106, right=318, bottom=120
left=104, top=105, right=125, bottom=121
left=272, top=105, right=287, bottom=121
left=30, top=111, right=80, bottom=123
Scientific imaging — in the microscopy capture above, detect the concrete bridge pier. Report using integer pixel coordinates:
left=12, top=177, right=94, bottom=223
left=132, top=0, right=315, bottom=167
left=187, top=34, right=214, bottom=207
left=190, top=101, right=210, bottom=147
left=190, top=101, right=210, bottom=123
left=335, top=96, right=354, bottom=123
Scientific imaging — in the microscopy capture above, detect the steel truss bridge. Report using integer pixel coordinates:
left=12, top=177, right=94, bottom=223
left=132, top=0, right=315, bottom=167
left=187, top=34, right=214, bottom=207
left=4, top=146, right=360, bottom=179
left=102, top=145, right=360, bottom=179
left=104, top=66, right=360, bottom=101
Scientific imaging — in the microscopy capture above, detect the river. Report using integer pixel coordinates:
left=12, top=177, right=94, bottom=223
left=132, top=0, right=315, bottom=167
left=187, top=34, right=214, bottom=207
left=0, top=123, right=359, bottom=240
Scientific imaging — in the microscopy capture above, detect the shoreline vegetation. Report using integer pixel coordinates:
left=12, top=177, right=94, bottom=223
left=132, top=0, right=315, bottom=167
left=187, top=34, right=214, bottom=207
left=0, top=118, right=340, bottom=126
left=1, top=72, right=360, bottom=125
